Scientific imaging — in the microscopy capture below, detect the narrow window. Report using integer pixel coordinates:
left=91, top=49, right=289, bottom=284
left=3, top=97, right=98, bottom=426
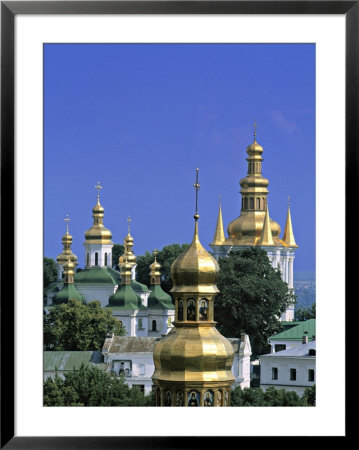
left=308, top=369, right=315, bottom=382
left=86, top=252, right=89, bottom=267
left=244, top=198, right=248, bottom=210
left=104, top=252, right=108, bottom=266
left=250, top=197, right=254, bottom=209
left=138, top=318, right=143, bottom=329
left=256, top=198, right=260, bottom=209
left=95, top=252, right=98, bottom=266
left=272, top=368, right=278, bottom=380
left=290, top=368, right=297, bottom=381
left=152, top=320, right=157, bottom=331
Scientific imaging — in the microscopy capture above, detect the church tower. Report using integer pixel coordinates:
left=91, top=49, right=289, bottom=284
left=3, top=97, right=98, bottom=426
left=152, top=169, right=235, bottom=407
left=209, top=127, right=298, bottom=321
left=84, top=182, right=113, bottom=268
left=56, top=215, right=78, bottom=280
left=52, top=257, right=85, bottom=306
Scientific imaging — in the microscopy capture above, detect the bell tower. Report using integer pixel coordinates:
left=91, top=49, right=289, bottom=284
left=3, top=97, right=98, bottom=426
left=152, top=169, right=235, bottom=407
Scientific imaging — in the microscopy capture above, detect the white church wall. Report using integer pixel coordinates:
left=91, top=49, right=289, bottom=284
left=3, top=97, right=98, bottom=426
left=76, top=284, right=117, bottom=308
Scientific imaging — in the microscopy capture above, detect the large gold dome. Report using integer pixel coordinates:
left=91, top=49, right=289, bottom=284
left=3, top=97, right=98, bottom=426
left=152, top=325, right=234, bottom=384
left=227, top=211, right=281, bottom=242
left=171, top=221, right=219, bottom=294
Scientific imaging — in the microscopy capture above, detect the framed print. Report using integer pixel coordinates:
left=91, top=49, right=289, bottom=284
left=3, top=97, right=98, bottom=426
left=1, top=1, right=353, bottom=447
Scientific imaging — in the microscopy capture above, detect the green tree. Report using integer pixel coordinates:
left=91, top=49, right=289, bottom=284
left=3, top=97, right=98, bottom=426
left=302, top=385, right=316, bottom=406
left=231, top=386, right=307, bottom=406
left=44, top=257, right=58, bottom=289
left=295, top=303, right=316, bottom=321
left=43, top=365, right=154, bottom=407
left=215, top=248, right=295, bottom=354
left=112, top=243, right=125, bottom=270
left=44, top=299, right=125, bottom=351
left=136, top=243, right=190, bottom=293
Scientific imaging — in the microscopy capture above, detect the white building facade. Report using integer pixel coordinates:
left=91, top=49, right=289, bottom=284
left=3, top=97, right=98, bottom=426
left=260, top=341, right=316, bottom=396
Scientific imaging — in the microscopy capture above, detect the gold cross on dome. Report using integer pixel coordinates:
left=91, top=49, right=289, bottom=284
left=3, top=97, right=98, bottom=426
left=153, top=249, right=158, bottom=261
left=64, top=214, right=70, bottom=232
left=254, top=120, right=257, bottom=140
left=127, top=215, right=132, bottom=233
left=288, top=195, right=291, bottom=207
left=219, top=194, right=222, bottom=205
left=94, top=181, right=102, bottom=199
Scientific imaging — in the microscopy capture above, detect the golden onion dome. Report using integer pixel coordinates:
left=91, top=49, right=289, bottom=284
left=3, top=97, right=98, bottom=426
left=171, top=221, right=219, bottom=294
left=227, top=212, right=281, bottom=240
left=246, top=139, right=263, bottom=154
left=84, top=199, right=113, bottom=244
left=152, top=325, right=235, bottom=384
left=56, top=227, right=77, bottom=265
left=150, top=259, right=161, bottom=277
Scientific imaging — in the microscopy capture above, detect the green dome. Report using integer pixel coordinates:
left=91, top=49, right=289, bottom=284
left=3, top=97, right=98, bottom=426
left=108, top=285, right=143, bottom=310
left=74, top=267, right=118, bottom=285
left=52, top=284, right=86, bottom=306
left=148, top=285, right=174, bottom=309
left=131, top=279, right=148, bottom=293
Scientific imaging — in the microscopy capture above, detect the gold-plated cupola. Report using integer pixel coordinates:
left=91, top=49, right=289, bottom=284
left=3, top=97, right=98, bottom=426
left=56, top=215, right=78, bottom=267
left=84, top=182, right=113, bottom=244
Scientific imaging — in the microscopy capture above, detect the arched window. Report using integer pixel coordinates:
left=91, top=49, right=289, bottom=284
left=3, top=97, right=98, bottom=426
left=250, top=197, right=254, bottom=209
left=152, top=320, right=157, bottom=331
left=241, top=198, right=244, bottom=210
left=256, top=198, right=260, bottom=209
left=86, top=253, right=89, bottom=267
left=244, top=198, right=248, bottom=210
left=95, top=252, right=98, bottom=266
left=104, top=253, right=108, bottom=266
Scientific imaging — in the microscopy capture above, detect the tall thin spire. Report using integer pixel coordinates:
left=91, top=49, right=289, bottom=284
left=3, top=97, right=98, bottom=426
left=254, top=120, right=257, bottom=141
left=193, top=167, right=200, bottom=221
left=282, top=197, right=298, bottom=247
left=127, top=215, right=132, bottom=234
left=211, top=198, right=225, bottom=245
left=258, top=202, right=274, bottom=246
left=64, top=214, right=70, bottom=234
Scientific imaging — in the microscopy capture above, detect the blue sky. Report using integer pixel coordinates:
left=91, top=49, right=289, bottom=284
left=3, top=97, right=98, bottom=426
left=44, top=43, right=315, bottom=273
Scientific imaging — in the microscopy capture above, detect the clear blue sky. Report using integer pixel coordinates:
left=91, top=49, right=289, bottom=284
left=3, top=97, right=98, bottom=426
left=44, top=43, right=315, bottom=273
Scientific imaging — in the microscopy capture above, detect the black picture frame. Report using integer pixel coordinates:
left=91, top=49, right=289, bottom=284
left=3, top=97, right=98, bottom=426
left=1, top=1, right=352, bottom=447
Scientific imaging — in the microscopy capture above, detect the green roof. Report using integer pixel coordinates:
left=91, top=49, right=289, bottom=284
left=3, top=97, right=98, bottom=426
left=270, top=319, right=316, bottom=341
left=43, top=351, right=105, bottom=371
left=52, top=283, right=86, bottom=306
left=74, top=267, right=119, bottom=285
left=108, top=285, right=144, bottom=309
left=148, top=284, right=174, bottom=309
left=131, top=279, right=148, bottom=292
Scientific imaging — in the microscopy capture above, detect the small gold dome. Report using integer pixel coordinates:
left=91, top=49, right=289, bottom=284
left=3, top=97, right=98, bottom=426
left=84, top=200, right=113, bottom=244
left=150, top=259, right=161, bottom=276
left=246, top=139, right=263, bottom=154
left=171, top=221, right=219, bottom=294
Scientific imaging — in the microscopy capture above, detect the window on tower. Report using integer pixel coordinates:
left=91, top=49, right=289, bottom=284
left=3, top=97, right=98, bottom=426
left=250, top=197, right=254, bottom=209
left=104, top=252, right=108, bottom=266
left=95, top=252, right=98, bottom=266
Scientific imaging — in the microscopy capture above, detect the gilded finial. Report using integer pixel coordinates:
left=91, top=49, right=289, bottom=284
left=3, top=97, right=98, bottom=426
left=254, top=120, right=257, bottom=141
left=219, top=194, right=222, bottom=205
left=288, top=195, right=291, bottom=207
left=193, top=168, right=200, bottom=221
left=64, top=214, right=70, bottom=233
left=94, top=181, right=102, bottom=202
left=127, top=215, right=132, bottom=233
left=153, top=249, right=158, bottom=261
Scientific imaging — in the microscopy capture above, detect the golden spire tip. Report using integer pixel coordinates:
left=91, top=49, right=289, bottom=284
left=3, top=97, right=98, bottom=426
left=193, top=168, right=200, bottom=221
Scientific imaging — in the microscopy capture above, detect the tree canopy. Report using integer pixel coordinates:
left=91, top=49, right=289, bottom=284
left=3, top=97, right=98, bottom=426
left=214, top=248, right=295, bottom=353
left=43, top=364, right=154, bottom=406
left=230, top=386, right=314, bottom=406
left=44, top=299, right=125, bottom=351
left=112, top=243, right=125, bottom=270
left=136, top=243, right=190, bottom=293
left=44, top=257, right=58, bottom=289
left=295, top=303, right=316, bottom=321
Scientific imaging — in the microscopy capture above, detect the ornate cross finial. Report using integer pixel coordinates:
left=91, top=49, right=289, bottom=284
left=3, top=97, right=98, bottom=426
left=254, top=120, right=257, bottom=141
left=219, top=194, right=222, bottom=205
left=153, top=249, right=158, bottom=261
left=288, top=195, right=291, bottom=207
left=94, top=181, right=102, bottom=200
left=127, top=215, right=132, bottom=233
left=64, top=214, right=70, bottom=232
left=193, top=168, right=200, bottom=220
